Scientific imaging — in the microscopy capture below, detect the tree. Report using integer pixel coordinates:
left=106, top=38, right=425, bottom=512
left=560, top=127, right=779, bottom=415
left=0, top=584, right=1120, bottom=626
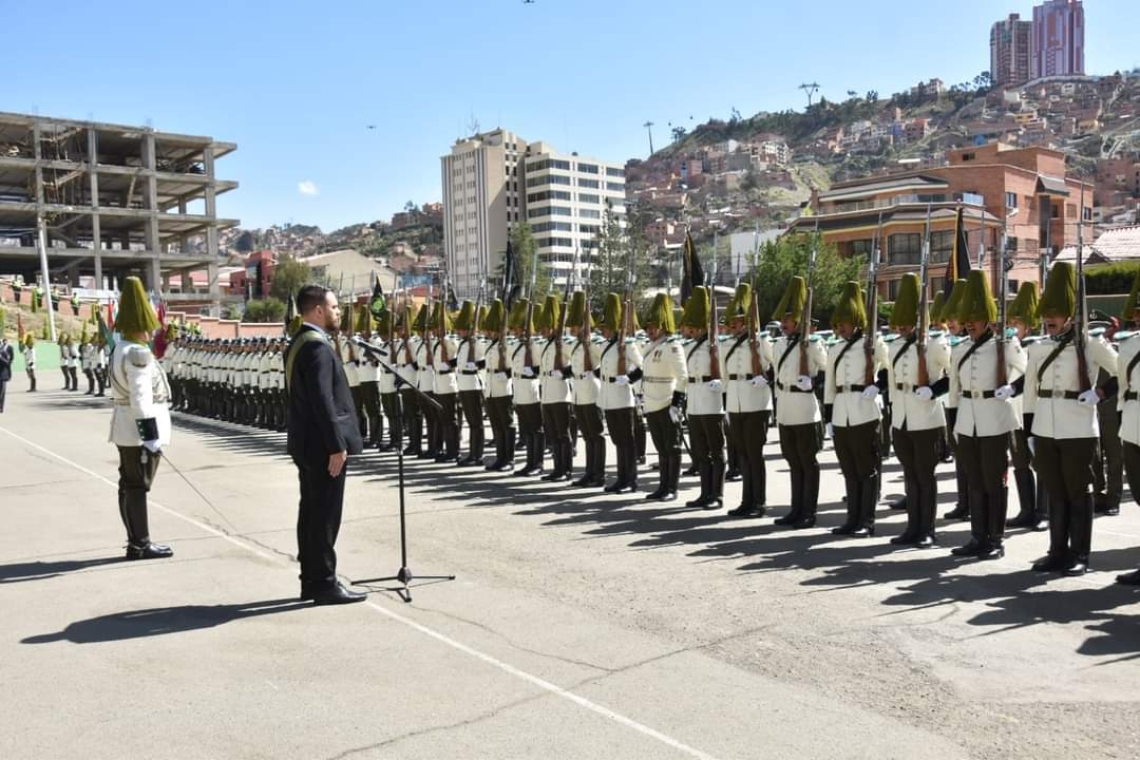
left=747, top=233, right=865, bottom=325
left=497, top=221, right=551, bottom=303
left=234, top=230, right=256, bottom=253
left=865, top=90, right=878, bottom=103
left=242, top=297, right=287, bottom=323
left=589, top=200, right=629, bottom=312
left=404, top=200, right=417, bottom=213
left=269, top=255, right=313, bottom=302
left=671, top=126, right=687, bottom=143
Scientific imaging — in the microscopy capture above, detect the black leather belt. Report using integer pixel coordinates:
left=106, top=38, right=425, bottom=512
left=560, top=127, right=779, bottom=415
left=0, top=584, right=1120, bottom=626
left=837, top=384, right=867, bottom=393
left=727, top=373, right=756, bottom=381
left=1125, top=390, right=1138, bottom=402
left=688, top=375, right=713, bottom=383
left=776, top=381, right=811, bottom=393
left=894, top=382, right=911, bottom=391
left=436, top=368, right=452, bottom=375
left=1037, top=389, right=1081, bottom=400
left=461, top=370, right=479, bottom=375
left=964, top=390, right=997, bottom=399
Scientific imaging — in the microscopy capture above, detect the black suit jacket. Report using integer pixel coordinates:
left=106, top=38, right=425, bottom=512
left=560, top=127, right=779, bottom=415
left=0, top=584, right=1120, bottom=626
left=286, top=326, right=363, bottom=466
left=0, top=343, right=13, bottom=382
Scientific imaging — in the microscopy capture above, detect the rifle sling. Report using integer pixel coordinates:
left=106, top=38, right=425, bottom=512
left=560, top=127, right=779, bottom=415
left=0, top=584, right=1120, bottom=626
left=834, top=334, right=860, bottom=373
left=957, top=331, right=992, bottom=372
left=1036, top=334, right=1073, bottom=385
left=777, top=337, right=800, bottom=374
left=1127, top=348, right=1140, bottom=393
left=892, top=337, right=916, bottom=368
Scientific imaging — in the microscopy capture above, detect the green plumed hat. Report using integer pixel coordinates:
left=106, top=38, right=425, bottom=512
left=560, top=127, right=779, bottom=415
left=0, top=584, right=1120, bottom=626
left=115, top=276, right=160, bottom=335
left=1124, top=268, right=1140, bottom=319
left=566, top=291, right=586, bottom=327
left=942, top=279, right=968, bottom=323
left=1039, top=262, right=1077, bottom=319
left=340, top=302, right=354, bottom=332
left=1008, top=281, right=1041, bottom=328
left=832, top=281, right=868, bottom=330
left=429, top=301, right=452, bottom=331
left=355, top=305, right=373, bottom=333
left=645, top=292, right=675, bottom=333
left=508, top=298, right=534, bottom=332
left=725, top=282, right=751, bottom=322
left=375, top=309, right=391, bottom=335
left=680, top=286, right=710, bottom=329
left=601, top=293, right=622, bottom=332
left=930, top=291, right=946, bottom=323
left=772, top=276, right=807, bottom=321
left=477, top=304, right=489, bottom=329
left=485, top=299, right=505, bottom=332
left=538, top=294, right=562, bottom=332
left=414, top=304, right=429, bottom=333
left=453, top=300, right=476, bottom=331
left=958, top=270, right=998, bottom=323
left=890, top=273, right=921, bottom=328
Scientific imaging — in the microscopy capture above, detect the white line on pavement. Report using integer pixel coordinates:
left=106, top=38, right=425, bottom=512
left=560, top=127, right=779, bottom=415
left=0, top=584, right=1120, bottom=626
left=0, top=424, right=722, bottom=760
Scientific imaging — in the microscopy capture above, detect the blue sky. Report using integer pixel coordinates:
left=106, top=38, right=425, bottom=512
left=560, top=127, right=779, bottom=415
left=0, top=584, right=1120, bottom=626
left=6, top=0, right=1138, bottom=232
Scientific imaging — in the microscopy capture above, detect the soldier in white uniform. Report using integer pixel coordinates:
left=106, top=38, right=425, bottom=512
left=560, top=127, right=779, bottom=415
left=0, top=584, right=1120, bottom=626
left=395, top=307, right=424, bottom=456
left=886, top=274, right=952, bottom=547
left=948, top=271, right=1028, bottom=561
left=414, top=305, right=440, bottom=459
left=107, top=277, right=174, bottom=560
left=1024, top=262, right=1118, bottom=576
left=430, top=302, right=461, bottom=463
left=825, top=281, right=889, bottom=536
left=941, top=279, right=973, bottom=521
left=722, top=283, right=773, bottom=518
left=771, top=276, right=828, bottom=527
left=60, top=333, right=79, bottom=391
left=640, top=292, right=688, bottom=502
left=22, top=334, right=37, bottom=392
left=483, top=300, right=516, bottom=471
left=538, top=294, right=575, bottom=481
left=80, top=333, right=98, bottom=394
left=355, top=309, right=383, bottom=448
left=568, top=292, right=604, bottom=487
left=596, top=293, right=645, bottom=493
left=1115, top=273, right=1140, bottom=584
left=510, top=299, right=545, bottom=476
left=680, top=287, right=726, bottom=509
left=374, top=310, right=402, bottom=452
left=454, top=300, right=488, bottom=466
left=1005, top=283, right=1048, bottom=530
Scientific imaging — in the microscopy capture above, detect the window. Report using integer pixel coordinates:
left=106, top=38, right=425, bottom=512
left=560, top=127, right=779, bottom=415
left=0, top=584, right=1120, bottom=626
left=579, top=208, right=601, bottom=219
left=579, top=224, right=600, bottom=235
left=1005, top=191, right=1018, bottom=209
left=930, top=230, right=954, bottom=264
left=850, top=239, right=874, bottom=257
left=578, top=178, right=600, bottom=189
left=1007, top=278, right=1019, bottom=296
left=527, top=190, right=571, bottom=203
left=577, top=163, right=599, bottom=174
left=527, top=158, right=571, bottom=172
left=578, top=193, right=600, bottom=204
left=606, top=167, right=625, bottom=177
left=1083, top=206, right=1093, bottom=221
left=532, top=221, right=572, bottom=233
left=888, top=233, right=921, bottom=265
left=527, top=205, right=572, bottom=219
left=961, top=152, right=976, bottom=162
left=606, top=182, right=625, bottom=192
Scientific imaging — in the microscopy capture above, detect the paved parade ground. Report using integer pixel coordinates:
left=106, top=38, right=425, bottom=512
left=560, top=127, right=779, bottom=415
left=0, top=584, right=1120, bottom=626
left=4, top=388, right=1140, bottom=759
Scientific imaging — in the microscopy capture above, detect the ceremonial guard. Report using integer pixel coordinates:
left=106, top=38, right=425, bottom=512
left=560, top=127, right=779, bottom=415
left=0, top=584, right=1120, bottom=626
left=681, top=287, right=726, bottom=509
left=107, top=277, right=173, bottom=560
left=771, top=277, right=827, bottom=527
left=356, top=309, right=383, bottom=448
left=396, top=306, right=423, bottom=456
left=375, top=310, right=402, bottom=452
left=21, top=334, right=37, bottom=391
left=640, top=293, right=687, bottom=501
left=1092, top=314, right=1124, bottom=517
left=60, top=333, right=78, bottom=391
left=886, top=274, right=951, bottom=546
left=510, top=299, right=545, bottom=476
left=484, top=300, right=516, bottom=471
left=430, top=302, right=461, bottom=463
left=455, top=300, right=487, bottom=466
left=721, top=283, right=772, bottom=517
left=1115, top=272, right=1140, bottom=585
left=1006, top=283, right=1048, bottom=530
left=414, top=305, right=440, bottom=459
left=1024, top=262, right=1118, bottom=575
left=597, top=293, right=644, bottom=493
left=0, top=330, right=12, bottom=413
left=941, top=279, right=973, bottom=521
left=826, top=281, right=888, bottom=536
left=81, top=332, right=98, bottom=394
left=339, top=307, right=366, bottom=437
left=94, top=336, right=107, bottom=396
left=568, top=292, right=605, bottom=487
left=538, top=294, right=574, bottom=481
left=948, top=271, right=1027, bottom=560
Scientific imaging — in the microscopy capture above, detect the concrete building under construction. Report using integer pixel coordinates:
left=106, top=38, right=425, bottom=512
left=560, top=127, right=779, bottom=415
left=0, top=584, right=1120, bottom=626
left=0, top=111, right=238, bottom=310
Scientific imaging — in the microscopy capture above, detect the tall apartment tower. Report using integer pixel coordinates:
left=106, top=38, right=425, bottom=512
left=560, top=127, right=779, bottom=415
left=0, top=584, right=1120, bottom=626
left=1032, top=0, right=1085, bottom=79
left=522, top=142, right=626, bottom=288
left=990, top=13, right=1033, bottom=87
left=440, top=129, right=527, bottom=299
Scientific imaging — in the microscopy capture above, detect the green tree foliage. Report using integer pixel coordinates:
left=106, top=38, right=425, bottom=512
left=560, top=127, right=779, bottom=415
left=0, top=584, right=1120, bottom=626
left=234, top=230, right=256, bottom=253
left=1086, top=261, right=1140, bottom=295
left=242, top=297, right=287, bottom=323
left=490, top=221, right=551, bottom=302
left=746, top=233, right=865, bottom=323
left=269, top=255, right=314, bottom=302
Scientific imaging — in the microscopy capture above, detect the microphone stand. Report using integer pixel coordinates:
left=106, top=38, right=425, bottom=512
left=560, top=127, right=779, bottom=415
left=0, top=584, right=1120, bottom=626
left=349, top=338, right=455, bottom=603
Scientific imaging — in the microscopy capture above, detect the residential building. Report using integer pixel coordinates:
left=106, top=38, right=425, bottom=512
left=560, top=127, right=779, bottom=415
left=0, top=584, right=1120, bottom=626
left=440, top=129, right=527, bottom=299
left=1032, top=0, right=1085, bottom=80
left=786, top=142, right=1092, bottom=298
left=523, top=141, right=626, bottom=287
left=991, top=13, right=1033, bottom=87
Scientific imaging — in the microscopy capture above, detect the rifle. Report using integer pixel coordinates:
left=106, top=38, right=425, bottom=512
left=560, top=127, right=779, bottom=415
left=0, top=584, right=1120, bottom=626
left=468, top=277, right=483, bottom=365
left=1075, top=185, right=1091, bottom=392
left=438, top=275, right=450, bottom=366
left=917, top=204, right=932, bottom=387
left=582, top=249, right=595, bottom=375
left=402, top=288, right=414, bottom=366
left=997, top=212, right=1010, bottom=388
left=424, top=278, right=435, bottom=373
left=799, top=222, right=820, bottom=377
left=524, top=243, right=539, bottom=373
left=708, top=255, right=722, bottom=382
left=749, top=277, right=763, bottom=378
left=864, top=213, right=883, bottom=386
left=617, top=243, right=636, bottom=377
left=554, top=249, right=575, bottom=371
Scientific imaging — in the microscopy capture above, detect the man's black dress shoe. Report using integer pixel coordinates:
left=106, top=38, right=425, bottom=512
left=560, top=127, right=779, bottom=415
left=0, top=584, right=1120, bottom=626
left=125, top=542, right=173, bottom=560
left=303, top=582, right=366, bottom=605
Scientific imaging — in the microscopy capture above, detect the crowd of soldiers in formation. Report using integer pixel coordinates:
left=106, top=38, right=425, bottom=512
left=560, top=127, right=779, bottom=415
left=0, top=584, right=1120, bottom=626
left=11, top=332, right=112, bottom=395
left=157, top=262, right=1140, bottom=585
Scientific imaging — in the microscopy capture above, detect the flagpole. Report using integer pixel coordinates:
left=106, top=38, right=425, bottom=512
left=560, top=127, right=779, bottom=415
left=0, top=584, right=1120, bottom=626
left=36, top=214, right=57, bottom=342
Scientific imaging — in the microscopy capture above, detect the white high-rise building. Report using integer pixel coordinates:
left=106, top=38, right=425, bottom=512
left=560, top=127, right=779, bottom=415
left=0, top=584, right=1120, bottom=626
left=440, top=131, right=626, bottom=297
left=523, top=141, right=626, bottom=288
left=441, top=129, right=527, bottom=299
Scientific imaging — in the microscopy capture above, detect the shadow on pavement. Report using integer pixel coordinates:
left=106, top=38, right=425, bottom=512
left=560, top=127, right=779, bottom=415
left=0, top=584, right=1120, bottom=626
left=0, top=557, right=125, bottom=584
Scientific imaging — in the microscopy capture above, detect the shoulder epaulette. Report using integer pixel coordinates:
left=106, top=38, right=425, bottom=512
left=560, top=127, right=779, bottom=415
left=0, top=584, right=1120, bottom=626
left=1088, top=327, right=1107, bottom=338
left=1115, top=330, right=1139, bottom=342
left=882, top=333, right=900, bottom=344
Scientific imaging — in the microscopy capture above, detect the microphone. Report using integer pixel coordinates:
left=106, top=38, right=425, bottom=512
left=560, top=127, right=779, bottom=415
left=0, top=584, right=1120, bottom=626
left=351, top=337, right=388, bottom=357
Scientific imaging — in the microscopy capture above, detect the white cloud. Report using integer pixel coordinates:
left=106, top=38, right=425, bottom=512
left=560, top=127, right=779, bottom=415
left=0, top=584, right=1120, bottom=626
left=298, top=180, right=319, bottom=196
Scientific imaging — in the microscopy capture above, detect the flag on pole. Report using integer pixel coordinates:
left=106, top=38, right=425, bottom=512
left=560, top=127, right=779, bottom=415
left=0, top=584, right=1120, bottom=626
left=96, top=304, right=116, bottom=351
left=944, top=206, right=972, bottom=298
left=502, top=240, right=518, bottom=310
left=681, top=233, right=704, bottom=306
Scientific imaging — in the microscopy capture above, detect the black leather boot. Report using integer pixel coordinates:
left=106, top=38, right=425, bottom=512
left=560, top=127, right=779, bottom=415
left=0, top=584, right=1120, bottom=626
left=775, top=467, right=803, bottom=526
left=978, top=487, right=1007, bottom=559
left=951, top=490, right=988, bottom=556
left=794, top=466, right=819, bottom=528
left=1007, top=470, right=1037, bottom=528
left=123, top=493, right=172, bottom=560
left=704, top=462, right=725, bottom=510
left=892, top=474, right=920, bottom=545
left=832, top=476, right=860, bottom=535
left=943, top=462, right=970, bottom=520
left=1065, top=493, right=1093, bottom=576
left=685, top=464, right=712, bottom=507
left=850, top=473, right=877, bottom=537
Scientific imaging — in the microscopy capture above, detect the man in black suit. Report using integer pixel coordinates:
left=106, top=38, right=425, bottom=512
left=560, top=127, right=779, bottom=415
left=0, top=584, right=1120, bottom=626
left=286, top=285, right=366, bottom=605
left=0, top=333, right=13, bottom=413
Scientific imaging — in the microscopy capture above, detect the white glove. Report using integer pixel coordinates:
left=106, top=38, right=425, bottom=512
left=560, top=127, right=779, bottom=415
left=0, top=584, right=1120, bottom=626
left=707, top=378, right=723, bottom=392
left=994, top=384, right=1015, bottom=400
left=521, top=366, right=535, bottom=378
left=826, top=423, right=834, bottom=439
left=1027, top=437, right=1036, bottom=456
left=749, top=375, right=769, bottom=388
left=861, top=385, right=880, bottom=401
left=142, top=440, right=162, bottom=454
left=796, top=375, right=813, bottom=392
left=669, top=406, right=683, bottom=425
left=465, top=361, right=478, bottom=372
left=494, top=371, right=508, bottom=382
left=914, top=386, right=934, bottom=401
left=615, top=374, right=630, bottom=386
left=1078, top=389, right=1100, bottom=407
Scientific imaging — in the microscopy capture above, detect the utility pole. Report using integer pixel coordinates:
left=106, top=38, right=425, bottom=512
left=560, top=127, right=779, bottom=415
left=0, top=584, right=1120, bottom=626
left=798, top=82, right=821, bottom=109
left=643, top=121, right=655, bottom=156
